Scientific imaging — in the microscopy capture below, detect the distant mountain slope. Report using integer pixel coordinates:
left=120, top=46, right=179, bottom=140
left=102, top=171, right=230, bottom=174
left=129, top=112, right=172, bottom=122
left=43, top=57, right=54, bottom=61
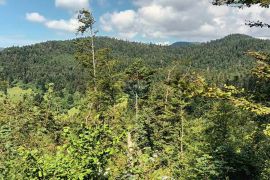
left=171, top=41, right=200, bottom=47
left=171, top=42, right=194, bottom=47
left=0, top=48, right=4, bottom=51
left=0, top=34, right=269, bottom=92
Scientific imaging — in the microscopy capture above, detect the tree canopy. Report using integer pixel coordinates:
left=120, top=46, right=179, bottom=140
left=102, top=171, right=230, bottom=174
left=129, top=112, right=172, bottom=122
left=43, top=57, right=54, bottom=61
left=0, top=6, right=270, bottom=179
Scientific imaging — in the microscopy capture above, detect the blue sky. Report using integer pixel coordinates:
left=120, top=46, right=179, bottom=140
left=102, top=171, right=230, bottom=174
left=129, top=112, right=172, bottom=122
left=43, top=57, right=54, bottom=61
left=1, top=0, right=270, bottom=47
left=0, top=0, right=134, bottom=47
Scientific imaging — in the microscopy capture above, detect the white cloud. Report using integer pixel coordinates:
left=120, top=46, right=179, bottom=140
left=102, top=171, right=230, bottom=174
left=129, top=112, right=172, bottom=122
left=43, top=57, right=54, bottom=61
left=26, top=13, right=46, bottom=23
left=45, top=18, right=81, bottom=32
left=101, top=10, right=137, bottom=38
left=55, top=0, right=89, bottom=11
left=26, top=12, right=81, bottom=33
left=100, top=0, right=270, bottom=41
left=25, top=0, right=87, bottom=33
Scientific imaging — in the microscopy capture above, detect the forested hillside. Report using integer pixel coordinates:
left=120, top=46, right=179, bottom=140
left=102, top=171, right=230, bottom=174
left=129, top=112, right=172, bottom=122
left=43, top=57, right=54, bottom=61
left=1, top=34, right=269, bottom=93
left=1, top=33, right=270, bottom=179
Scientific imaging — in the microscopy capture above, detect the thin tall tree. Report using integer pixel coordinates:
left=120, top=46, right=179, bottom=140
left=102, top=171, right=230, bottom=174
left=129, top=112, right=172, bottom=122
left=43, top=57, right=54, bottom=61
left=77, top=9, right=97, bottom=92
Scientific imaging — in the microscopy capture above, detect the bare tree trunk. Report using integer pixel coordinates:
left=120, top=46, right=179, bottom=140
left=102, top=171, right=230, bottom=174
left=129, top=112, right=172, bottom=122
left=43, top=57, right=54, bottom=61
left=165, top=89, right=169, bottom=111
left=180, top=109, right=184, bottom=155
left=127, top=132, right=134, bottom=155
left=135, top=93, right=138, bottom=121
left=135, top=71, right=139, bottom=121
left=45, top=100, right=51, bottom=125
left=127, top=131, right=134, bottom=170
left=91, top=28, right=97, bottom=92
left=164, top=66, right=175, bottom=110
left=85, top=103, right=93, bottom=124
left=165, top=70, right=172, bottom=111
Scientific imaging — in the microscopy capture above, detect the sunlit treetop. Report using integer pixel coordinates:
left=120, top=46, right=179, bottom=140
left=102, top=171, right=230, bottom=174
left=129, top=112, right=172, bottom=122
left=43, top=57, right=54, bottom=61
left=77, top=9, right=95, bottom=35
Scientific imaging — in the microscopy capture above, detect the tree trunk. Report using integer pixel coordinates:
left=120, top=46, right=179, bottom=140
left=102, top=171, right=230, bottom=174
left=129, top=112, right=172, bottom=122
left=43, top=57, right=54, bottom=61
left=165, top=66, right=175, bottom=110
left=135, top=71, right=139, bottom=121
left=180, top=108, right=184, bottom=155
left=165, top=89, right=169, bottom=111
left=91, top=28, right=97, bottom=92
left=127, top=132, right=134, bottom=154
left=127, top=131, right=134, bottom=168
left=135, top=92, right=138, bottom=121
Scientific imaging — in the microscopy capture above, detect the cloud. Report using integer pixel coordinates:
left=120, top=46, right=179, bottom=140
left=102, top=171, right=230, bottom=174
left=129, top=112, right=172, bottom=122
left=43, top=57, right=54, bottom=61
left=55, top=0, right=89, bottom=11
left=26, top=13, right=46, bottom=23
left=26, top=12, right=81, bottom=33
left=100, top=0, right=270, bottom=41
left=45, top=18, right=81, bottom=32
left=25, top=0, right=88, bottom=33
left=101, top=10, right=137, bottom=38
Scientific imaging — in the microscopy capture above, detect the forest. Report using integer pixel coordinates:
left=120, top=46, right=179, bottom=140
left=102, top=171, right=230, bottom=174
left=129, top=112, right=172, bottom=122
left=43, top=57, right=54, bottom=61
left=1, top=0, right=270, bottom=179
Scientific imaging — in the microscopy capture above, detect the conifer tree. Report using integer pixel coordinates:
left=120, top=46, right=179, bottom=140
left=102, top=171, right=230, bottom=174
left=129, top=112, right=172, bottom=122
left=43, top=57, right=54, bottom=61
left=77, top=9, right=97, bottom=92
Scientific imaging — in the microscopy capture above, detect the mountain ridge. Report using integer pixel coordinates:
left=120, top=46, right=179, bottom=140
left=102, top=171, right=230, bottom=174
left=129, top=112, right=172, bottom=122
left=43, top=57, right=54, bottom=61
left=0, top=33, right=269, bottom=92
left=170, top=34, right=254, bottom=47
left=170, top=41, right=198, bottom=47
left=1, top=34, right=257, bottom=49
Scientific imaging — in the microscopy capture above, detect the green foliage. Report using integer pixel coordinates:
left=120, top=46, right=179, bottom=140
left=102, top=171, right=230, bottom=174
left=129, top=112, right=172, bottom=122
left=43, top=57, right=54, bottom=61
left=6, top=86, right=35, bottom=103
left=19, top=125, right=120, bottom=179
left=77, top=9, right=95, bottom=34
left=2, top=34, right=270, bottom=92
left=124, top=59, right=155, bottom=101
left=1, top=31, right=270, bottom=179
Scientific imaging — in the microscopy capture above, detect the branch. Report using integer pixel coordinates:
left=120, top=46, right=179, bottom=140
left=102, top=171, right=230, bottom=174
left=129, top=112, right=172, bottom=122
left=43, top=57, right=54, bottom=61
left=246, top=20, right=270, bottom=28
left=213, top=0, right=270, bottom=7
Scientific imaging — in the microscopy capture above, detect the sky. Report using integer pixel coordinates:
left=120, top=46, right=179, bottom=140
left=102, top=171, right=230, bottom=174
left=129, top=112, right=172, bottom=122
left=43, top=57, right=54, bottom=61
left=1, top=0, right=270, bottom=47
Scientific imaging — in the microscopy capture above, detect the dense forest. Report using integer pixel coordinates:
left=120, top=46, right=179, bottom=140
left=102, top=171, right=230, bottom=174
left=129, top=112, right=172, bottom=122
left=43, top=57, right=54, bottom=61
left=1, top=34, right=270, bottom=93
left=0, top=31, right=270, bottom=179
left=1, top=0, right=270, bottom=177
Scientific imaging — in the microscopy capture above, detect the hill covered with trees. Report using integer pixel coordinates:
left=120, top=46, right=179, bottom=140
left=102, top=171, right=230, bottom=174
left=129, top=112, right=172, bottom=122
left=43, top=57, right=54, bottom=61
left=0, top=33, right=270, bottom=179
left=1, top=34, right=269, bottom=93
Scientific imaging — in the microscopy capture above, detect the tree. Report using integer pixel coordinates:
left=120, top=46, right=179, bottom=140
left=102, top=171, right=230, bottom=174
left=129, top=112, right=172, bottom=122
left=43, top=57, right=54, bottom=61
left=77, top=9, right=97, bottom=92
left=19, top=125, right=120, bottom=179
left=213, top=0, right=270, bottom=27
left=212, top=2, right=270, bottom=178
left=124, top=60, right=155, bottom=120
